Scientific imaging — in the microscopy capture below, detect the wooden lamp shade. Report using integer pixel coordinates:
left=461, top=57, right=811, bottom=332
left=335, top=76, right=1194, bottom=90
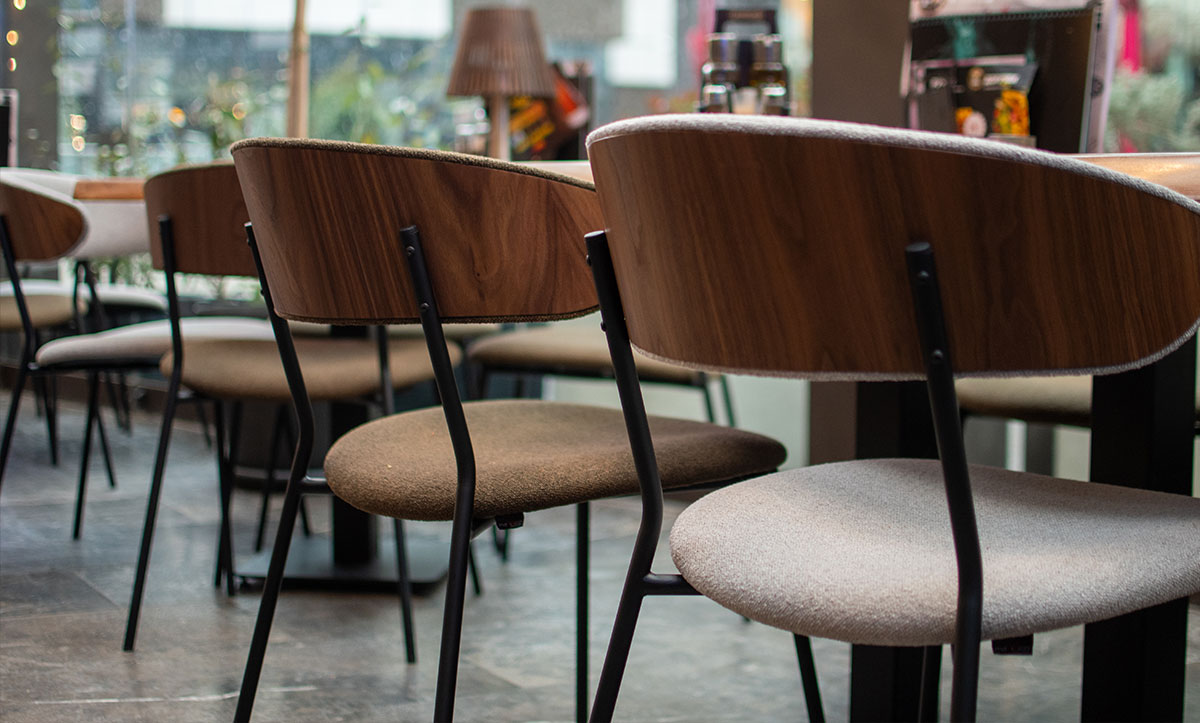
left=447, top=6, right=556, bottom=160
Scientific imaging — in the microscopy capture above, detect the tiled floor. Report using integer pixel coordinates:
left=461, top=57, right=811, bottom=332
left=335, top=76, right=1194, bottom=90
left=1, top=394, right=1198, bottom=722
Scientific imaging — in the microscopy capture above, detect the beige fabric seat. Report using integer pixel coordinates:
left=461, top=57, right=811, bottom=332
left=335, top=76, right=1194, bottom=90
left=469, top=324, right=699, bottom=385
left=35, top=316, right=274, bottom=367
left=166, top=335, right=458, bottom=402
left=0, top=292, right=77, bottom=331
left=671, top=458, right=1200, bottom=647
left=956, top=375, right=1200, bottom=429
left=327, top=399, right=783, bottom=521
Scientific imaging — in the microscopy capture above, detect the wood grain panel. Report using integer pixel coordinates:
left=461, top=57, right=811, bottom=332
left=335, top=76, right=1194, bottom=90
left=588, top=125, right=1200, bottom=377
left=0, top=182, right=86, bottom=261
left=143, top=163, right=258, bottom=277
left=231, top=140, right=603, bottom=324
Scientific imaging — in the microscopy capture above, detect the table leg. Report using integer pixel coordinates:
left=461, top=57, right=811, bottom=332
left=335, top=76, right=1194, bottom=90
left=850, top=381, right=939, bottom=722
left=1083, top=337, right=1195, bottom=722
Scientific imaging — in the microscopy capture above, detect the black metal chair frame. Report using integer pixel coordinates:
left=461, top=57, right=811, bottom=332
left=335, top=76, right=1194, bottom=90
left=0, top=216, right=133, bottom=537
left=235, top=220, right=591, bottom=723
left=234, top=223, right=422, bottom=722
left=584, top=230, right=983, bottom=722
left=124, top=214, right=424, bottom=657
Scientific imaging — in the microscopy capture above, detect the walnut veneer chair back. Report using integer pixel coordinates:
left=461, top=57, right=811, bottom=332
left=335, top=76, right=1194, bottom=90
left=0, top=179, right=85, bottom=262
left=587, top=115, right=1200, bottom=380
left=143, top=163, right=256, bottom=277
left=230, top=138, right=601, bottom=325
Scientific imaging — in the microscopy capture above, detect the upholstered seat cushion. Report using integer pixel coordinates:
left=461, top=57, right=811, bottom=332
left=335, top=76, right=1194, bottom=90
left=0, top=293, right=78, bottom=332
left=468, top=325, right=700, bottom=385
left=956, top=376, right=1200, bottom=428
left=325, top=399, right=786, bottom=521
left=89, top=285, right=169, bottom=313
left=164, top=335, right=459, bottom=402
left=35, top=317, right=275, bottom=367
left=670, top=458, right=1200, bottom=647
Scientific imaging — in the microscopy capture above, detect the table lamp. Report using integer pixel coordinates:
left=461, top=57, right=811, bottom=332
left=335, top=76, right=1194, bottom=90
left=447, top=6, right=556, bottom=161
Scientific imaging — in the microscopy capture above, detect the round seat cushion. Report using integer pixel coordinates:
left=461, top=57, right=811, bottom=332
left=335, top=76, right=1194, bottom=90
left=0, top=293, right=78, bottom=332
left=36, top=317, right=276, bottom=367
left=670, top=458, right=1200, bottom=647
left=324, top=399, right=787, bottom=521
left=165, top=335, right=459, bottom=401
left=468, top=325, right=701, bottom=385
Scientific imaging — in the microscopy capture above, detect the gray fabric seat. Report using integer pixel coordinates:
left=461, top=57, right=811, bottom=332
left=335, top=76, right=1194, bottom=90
left=325, top=399, right=785, bottom=521
left=670, top=458, right=1200, bottom=647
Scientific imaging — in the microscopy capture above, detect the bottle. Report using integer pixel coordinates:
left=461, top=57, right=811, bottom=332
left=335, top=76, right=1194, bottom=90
left=759, top=84, right=790, bottom=116
left=698, top=84, right=732, bottom=113
left=700, top=33, right=739, bottom=94
left=749, top=34, right=788, bottom=92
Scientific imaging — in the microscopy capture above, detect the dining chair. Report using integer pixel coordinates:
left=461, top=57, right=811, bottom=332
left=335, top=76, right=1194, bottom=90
left=121, top=162, right=449, bottom=655
left=583, top=114, right=1200, bottom=722
left=2, top=167, right=171, bottom=436
left=229, top=138, right=794, bottom=722
left=0, top=174, right=148, bottom=532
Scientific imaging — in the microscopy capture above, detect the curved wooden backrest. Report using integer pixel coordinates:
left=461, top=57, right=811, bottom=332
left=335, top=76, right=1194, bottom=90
left=587, top=115, right=1200, bottom=378
left=0, top=180, right=85, bottom=261
left=230, top=138, right=601, bottom=324
left=143, top=163, right=257, bottom=277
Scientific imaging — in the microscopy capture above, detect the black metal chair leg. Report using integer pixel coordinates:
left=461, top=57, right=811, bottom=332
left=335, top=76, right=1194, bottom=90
left=918, top=645, right=943, bottom=723
left=234, top=467, right=307, bottom=722
left=72, top=372, right=101, bottom=540
left=0, top=360, right=29, bottom=488
left=123, top=373, right=181, bottom=651
left=433, top=502, right=476, bottom=722
left=213, top=400, right=229, bottom=588
left=297, top=496, right=312, bottom=536
left=467, top=541, right=483, bottom=597
left=393, top=518, right=417, bottom=664
left=700, top=380, right=717, bottom=424
left=34, top=375, right=59, bottom=466
left=492, top=527, right=510, bottom=561
left=577, top=501, right=590, bottom=723
left=719, top=375, right=736, bottom=427
left=103, top=371, right=132, bottom=432
left=95, top=396, right=118, bottom=489
left=194, top=395, right=214, bottom=448
left=215, top=400, right=239, bottom=595
left=255, top=404, right=289, bottom=552
left=949, top=639, right=980, bottom=723
left=793, top=634, right=825, bottom=723
left=588, top=583, right=646, bottom=723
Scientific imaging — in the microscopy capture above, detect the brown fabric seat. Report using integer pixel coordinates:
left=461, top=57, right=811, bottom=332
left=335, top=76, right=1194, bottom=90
left=956, top=375, right=1200, bottom=428
left=468, top=324, right=700, bottom=385
left=325, top=399, right=785, bottom=521
left=162, top=335, right=461, bottom=402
